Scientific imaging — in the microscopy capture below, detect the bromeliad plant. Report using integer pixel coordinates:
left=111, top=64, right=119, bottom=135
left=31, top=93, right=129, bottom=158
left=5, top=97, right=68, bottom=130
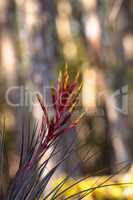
left=0, top=67, right=83, bottom=200
left=0, top=67, right=133, bottom=200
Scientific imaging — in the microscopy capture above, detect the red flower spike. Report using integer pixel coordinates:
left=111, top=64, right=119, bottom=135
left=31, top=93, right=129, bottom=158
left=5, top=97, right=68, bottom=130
left=28, top=67, right=83, bottom=168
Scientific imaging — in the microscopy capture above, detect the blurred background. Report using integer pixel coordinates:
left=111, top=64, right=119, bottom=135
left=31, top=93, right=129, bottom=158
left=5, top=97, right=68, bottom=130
left=0, top=0, right=133, bottom=187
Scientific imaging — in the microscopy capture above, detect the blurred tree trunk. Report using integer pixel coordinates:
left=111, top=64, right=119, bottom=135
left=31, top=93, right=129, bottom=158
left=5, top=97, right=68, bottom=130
left=14, top=0, right=56, bottom=114
left=81, top=0, right=130, bottom=173
left=0, top=0, right=17, bottom=197
left=109, top=0, right=131, bottom=171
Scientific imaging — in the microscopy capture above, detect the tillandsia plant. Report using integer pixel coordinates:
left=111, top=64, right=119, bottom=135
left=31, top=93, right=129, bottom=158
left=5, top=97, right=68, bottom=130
left=0, top=66, right=84, bottom=200
left=1, top=67, right=132, bottom=200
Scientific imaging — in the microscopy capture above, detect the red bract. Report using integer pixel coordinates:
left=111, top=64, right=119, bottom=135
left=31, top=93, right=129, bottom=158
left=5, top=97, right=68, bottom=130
left=28, top=67, right=83, bottom=168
